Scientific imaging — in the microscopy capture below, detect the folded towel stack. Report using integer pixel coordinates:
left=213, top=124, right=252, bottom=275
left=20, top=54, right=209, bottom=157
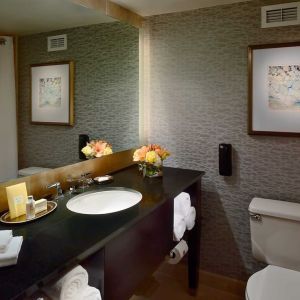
left=173, top=214, right=186, bottom=242
left=0, top=230, right=23, bottom=267
left=0, top=230, right=12, bottom=253
left=173, top=192, right=196, bottom=241
left=185, top=206, right=196, bottom=230
left=76, top=286, right=101, bottom=300
left=43, top=265, right=101, bottom=300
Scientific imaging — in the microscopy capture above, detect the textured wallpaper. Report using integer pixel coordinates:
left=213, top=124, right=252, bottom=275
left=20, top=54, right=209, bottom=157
left=18, top=22, right=139, bottom=169
left=143, top=0, right=300, bottom=280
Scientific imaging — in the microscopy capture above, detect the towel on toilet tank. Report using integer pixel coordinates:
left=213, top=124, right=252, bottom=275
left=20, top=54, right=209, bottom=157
left=43, top=265, right=88, bottom=300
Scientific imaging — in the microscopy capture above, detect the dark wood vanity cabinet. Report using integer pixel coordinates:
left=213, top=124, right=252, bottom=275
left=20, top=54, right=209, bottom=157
left=104, top=198, right=173, bottom=300
left=82, top=198, right=174, bottom=300
left=98, top=167, right=203, bottom=300
left=83, top=180, right=202, bottom=300
left=0, top=166, right=203, bottom=300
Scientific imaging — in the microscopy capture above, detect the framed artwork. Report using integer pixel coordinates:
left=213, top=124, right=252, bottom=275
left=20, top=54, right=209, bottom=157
left=248, top=42, right=300, bottom=137
left=30, top=61, right=74, bottom=125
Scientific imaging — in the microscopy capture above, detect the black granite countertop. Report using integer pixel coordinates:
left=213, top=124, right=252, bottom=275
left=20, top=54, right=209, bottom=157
left=0, top=166, right=203, bottom=300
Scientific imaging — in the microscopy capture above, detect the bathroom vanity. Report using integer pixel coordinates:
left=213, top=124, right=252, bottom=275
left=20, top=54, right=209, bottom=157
left=0, top=165, right=203, bottom=300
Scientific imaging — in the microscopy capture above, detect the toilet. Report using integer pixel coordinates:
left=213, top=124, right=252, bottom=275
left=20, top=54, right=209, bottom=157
left=246, top=197, right=300, bottom=300
left=18, top=167, right=52, bottom=177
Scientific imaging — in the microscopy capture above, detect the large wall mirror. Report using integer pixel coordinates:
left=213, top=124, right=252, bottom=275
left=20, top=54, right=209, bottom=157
left=0, top=0, right=140, bottom=182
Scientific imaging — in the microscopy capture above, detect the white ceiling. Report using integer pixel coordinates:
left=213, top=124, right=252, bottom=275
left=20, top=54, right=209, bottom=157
left=112, top=0, right=250, bottom=16
left=0, top=0, right=114, bottom=36
left=0, top=0, right=250, bottom=35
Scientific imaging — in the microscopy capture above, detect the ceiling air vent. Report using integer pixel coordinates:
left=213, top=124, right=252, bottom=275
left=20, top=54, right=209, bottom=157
left=261, top=2, right=300, bottom=28
left=47, top=34, right=67, bottom=52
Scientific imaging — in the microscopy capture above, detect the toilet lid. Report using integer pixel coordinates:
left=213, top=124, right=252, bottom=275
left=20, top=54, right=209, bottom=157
left=246, top=265, right=300, bottom=300
left=18, top=167, right=52, bottom=176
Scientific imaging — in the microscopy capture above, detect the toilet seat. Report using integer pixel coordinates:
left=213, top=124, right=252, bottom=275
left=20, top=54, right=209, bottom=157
left=246, top=265, right=300, bottom=300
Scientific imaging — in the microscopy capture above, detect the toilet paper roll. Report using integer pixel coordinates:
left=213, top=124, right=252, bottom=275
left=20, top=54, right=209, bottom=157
left=168, top=240, right=188, bottom=265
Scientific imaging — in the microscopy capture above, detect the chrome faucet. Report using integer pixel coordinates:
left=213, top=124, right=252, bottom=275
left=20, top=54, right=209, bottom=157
left=47, top=182, right=64, bottom=200
left=77, top=172, right=92, bottom=191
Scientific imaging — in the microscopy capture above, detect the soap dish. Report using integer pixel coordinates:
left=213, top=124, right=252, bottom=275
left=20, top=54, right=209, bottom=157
left=0, top=201, right=57, bottom=224
left=93, top=175, right=113, bottom=185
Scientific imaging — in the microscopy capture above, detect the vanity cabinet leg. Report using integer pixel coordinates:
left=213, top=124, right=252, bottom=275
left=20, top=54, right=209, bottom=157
left=188, top=220, right=200, bottom=289
left=186, top=181, right=201, bottom=290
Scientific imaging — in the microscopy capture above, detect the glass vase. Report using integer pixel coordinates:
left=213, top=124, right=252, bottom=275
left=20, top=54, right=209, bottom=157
left=139, top=162, right=163, bottom=178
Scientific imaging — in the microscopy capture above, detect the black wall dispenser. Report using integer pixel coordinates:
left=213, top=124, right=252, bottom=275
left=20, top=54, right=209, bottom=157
left=219, top=143, right=232, bottom=176
left=79, top=134, right=90, bottom=160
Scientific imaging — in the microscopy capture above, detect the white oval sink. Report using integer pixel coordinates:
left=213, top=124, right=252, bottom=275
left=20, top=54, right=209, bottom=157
left=66, top=188, right=142, bottom=215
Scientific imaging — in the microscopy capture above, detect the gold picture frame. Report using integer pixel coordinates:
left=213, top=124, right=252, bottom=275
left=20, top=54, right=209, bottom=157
left=30, top=61, right=74, bottom=126
left=248, top=42, right=300, bottom=137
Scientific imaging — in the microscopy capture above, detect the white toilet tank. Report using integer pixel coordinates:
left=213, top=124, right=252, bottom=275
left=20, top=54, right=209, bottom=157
left=249, top=198, right=300, bottom=272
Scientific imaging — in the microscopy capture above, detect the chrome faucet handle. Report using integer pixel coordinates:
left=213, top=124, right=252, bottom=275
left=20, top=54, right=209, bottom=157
left=66, top=176, right=77, bottom=195
left=47, top=182, right=64, bottom=200
left=77, top=172, right=92, bottom=191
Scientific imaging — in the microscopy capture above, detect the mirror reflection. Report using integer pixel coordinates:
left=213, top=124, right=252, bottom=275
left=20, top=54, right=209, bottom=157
left=0, top=0, right=139, bottom=182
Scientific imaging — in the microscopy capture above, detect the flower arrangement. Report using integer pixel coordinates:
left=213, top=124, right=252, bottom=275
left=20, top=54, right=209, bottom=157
left=133, top=144, right=170, bottom=177
left=81, top=140, right=113, bottom=159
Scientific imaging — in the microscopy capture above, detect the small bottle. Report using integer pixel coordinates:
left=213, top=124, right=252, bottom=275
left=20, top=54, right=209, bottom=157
left=26, top=195, right=36, bottom=220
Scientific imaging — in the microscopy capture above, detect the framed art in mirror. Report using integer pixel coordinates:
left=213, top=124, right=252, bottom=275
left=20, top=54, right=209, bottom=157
left=30, top=61, right=74, bottom=126
left=248, top=42, right=300, bottom=137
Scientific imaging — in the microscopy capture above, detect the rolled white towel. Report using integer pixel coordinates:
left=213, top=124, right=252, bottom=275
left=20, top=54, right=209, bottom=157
left=174, top=192, right=191, bottom=218
left=185, top=206, right=196, bottom=231
left=0, top=230, right=12, bottom=253
left=0, top=236, right=23, bottom=267
left=75, top=286, right=102, bottom=300
left=173, top=213, right=186, bottom=241
left=43, top=265, right=88, bottom=300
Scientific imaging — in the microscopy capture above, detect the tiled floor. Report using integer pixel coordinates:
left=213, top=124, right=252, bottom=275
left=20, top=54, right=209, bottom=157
left=130, top=263, right=245, bottom=300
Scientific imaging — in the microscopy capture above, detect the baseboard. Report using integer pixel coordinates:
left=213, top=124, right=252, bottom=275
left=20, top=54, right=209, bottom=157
left=199, top=270, right=246, bottom=297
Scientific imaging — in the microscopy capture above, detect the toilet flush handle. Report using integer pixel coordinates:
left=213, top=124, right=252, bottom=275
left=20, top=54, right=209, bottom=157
left=249, top=212, right=262, bottom=222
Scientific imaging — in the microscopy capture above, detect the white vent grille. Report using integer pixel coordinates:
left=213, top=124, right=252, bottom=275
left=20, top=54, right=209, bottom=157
left=47, top=34, right=67, bottom=52
left=262, top=2, right=300, bottom=28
